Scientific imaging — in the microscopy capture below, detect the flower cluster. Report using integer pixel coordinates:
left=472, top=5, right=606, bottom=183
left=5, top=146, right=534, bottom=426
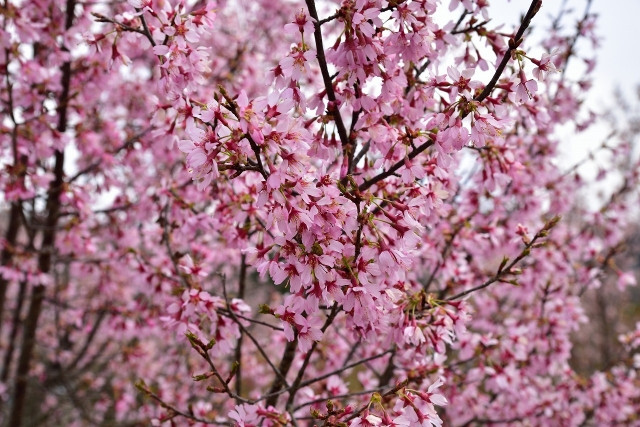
left=1, top=0, right=639, bottom=426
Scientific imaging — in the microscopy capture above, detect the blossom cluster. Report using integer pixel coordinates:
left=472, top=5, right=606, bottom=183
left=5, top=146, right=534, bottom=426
left=0, top=0, right=638, bottom=426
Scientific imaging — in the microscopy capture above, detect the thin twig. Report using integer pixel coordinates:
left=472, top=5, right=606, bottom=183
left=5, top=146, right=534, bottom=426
left=447, top=217, right=559, bottom=301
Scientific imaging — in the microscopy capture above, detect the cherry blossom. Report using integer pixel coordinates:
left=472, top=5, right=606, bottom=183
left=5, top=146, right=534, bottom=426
left=0, top=0, right=639, bottom=426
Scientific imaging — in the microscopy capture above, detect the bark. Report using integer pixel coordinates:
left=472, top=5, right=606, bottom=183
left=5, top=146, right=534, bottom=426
left=8, top=1, right=76, bottom=424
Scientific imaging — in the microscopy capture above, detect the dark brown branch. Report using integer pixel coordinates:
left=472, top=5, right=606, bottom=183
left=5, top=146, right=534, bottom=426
left=343, top=379, right=409, bottom=423
left=297, top=348, right=392, bottom=391
left=265, top=339, right=297, bottom=407
left=359, top=139, right=435, bottom=192
left=136, top=9, right=157, bottom=47
left=233, top=255, right=247, bottom=401
left=451, top=19, right=491, bottom=35
left=66, top=310, right=106, bottom=372
left=452, top=10, right=470, bottom=33
left=0, top=45, right=25, bottom=332
left=0, top=201, right=22, bottom=333
left=284, top=304, right=340, bottom=410
left=348, top=83, right=363, bottom=174
left=217, top=309, right=284, bottom=331
left=474, top=0, right=542, bottom=103
left=305, top=0, right=349, bottom=148
left=0, top=281, right=27, bottom=381
left=9, top=2, right=76, bottom=425
left=377, top=349, right=396, bottom=387
left=352, top=140, right=370, bottom=166
left=136, top=380, right=232, bottom=426
left=292, top=386, right=386, bottom=412
left=558, top=0, right=593, bottom=82
left=446, top=217, right=559, bottom=301
left=358, top=2, right=542, bottom=201
left=426, top=212, right=477, bottom=295
left=160, top=202, right=188, bottom=288
left=91, top=12, right=148, bottom=37
left=316, top=12, right=339, bottom=26
left=185, top=331, right=245, bottom=402
left=219, top=87, right=269, bottom=180
left=218, top=275, right=288, bottom=392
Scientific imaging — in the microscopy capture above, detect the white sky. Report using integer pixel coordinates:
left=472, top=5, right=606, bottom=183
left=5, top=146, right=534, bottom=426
left=587, top=0, right=640, bottom=104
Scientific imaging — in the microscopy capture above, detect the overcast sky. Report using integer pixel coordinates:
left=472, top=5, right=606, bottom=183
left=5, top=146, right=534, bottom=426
left=587, top=0, right=640, bottom=100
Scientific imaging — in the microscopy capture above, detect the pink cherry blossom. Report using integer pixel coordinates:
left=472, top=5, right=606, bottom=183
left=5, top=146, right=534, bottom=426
left=2, top=1, right=639, bottom=426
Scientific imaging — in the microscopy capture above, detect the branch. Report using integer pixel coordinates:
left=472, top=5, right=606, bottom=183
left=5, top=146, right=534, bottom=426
left=358, top=139, right=435, bottom=192
left=67, top=126, right=153, bottom=183
left=136, top=380, right=232, bottom=426
left=219, top=87, right=269, bottom=180
left=66, top=310, right=106, bottom=372
left=265, top=339, right=297, bottom=407
left=0, top=45, right=25, bottom=334
left=292, top=386, right=386, bottom=412
left=446, top=216, right=560, bottom=301
left=233, top=255, right=246, bottom=400
left=343, top=380, right=409, bottom=423
left=305, top=0, right=349, bottom=148
left=0, top=201, right=23, bottom=333
left=218, top=274, right=289, bottom=396
left=377, top=349, right=396, bottom=387
left=9, top=2, right=76, bottom=425
left=558, top=0, right=593, bottom=82
left=424, top=213, right=474, bottom=293
left=160, top=202, right=188, bottom=289
left=136, top=9, right=157, bottom=47
left=92, top=13, right=148, bottom=38
left=297, top=348, right=392, bottom=391
left=185, top=331, right=245, bottom=401
left=451, top=19, right=491, bottom=35
left=0, top=281, right=27, bottom=381
left=474, top=0, right=542, bottom=103
left=284, top=303, right=341, bottom=410
left=352, top=140, right=370, bottom=166
left=217, top=309, right=284, bottom=331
